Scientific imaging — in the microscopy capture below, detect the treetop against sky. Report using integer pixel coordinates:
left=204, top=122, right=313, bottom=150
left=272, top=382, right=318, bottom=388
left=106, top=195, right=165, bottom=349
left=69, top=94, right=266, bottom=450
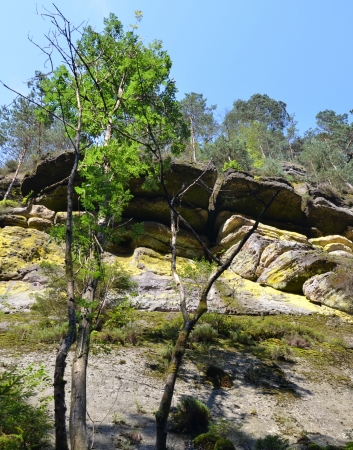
left=0, top=0, right=352, bottom=134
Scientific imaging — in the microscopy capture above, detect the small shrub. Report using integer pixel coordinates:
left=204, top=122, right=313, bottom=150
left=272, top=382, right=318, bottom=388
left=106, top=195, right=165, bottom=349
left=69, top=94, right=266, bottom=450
left=194, top=432, right=219, bottom=450
left=191, top=323, right=218, bottom=344
left=170, top=396, right=210, bottom=433
left=96, top=328, right=126, bottom=344
left=267, top=344, right=293, bottom=361
left=255, top=434, right=289, bottom=450
left=214, top=438, right=235, bottom=450
left=104, top=299, right=135, bottom=329
left=229, top=330, right=252, bottom=345
left=200, top=312, right=230, bottom=336
left=124, top=322, right=143, bottom=345
left=0, top=366, right=52, bottom=449
left=160, top=316, right=183, bottom=342
left=160, top=343, right=173, bottom=361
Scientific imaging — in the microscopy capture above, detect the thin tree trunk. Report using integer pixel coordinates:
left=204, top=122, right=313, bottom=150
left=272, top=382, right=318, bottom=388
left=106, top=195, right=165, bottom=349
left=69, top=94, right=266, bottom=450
left=3, top=139, right=29, bottom=201
left=155, top=322, right=192, bottom=450
left=54, top=146, right=80, bottom=449
left=70, top=279, right=97, bottom=450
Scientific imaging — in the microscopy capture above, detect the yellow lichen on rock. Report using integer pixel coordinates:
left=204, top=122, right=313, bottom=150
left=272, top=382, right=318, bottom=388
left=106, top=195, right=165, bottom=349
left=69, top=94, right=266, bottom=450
left=0, top=226, right=63, bottom=280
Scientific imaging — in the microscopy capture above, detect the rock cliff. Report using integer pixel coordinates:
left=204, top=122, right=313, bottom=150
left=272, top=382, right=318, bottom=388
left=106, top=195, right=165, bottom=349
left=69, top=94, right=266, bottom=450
left=1, top=152, right=353, bottom=316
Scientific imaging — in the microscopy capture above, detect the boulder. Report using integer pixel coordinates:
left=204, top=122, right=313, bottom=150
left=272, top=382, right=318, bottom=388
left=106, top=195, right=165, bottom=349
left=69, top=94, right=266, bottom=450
left=257, top=250, right=337, bottom=294
left=0, top=226, right=63, bottom=280
left=0, top=215, right=27, bottom=228
left=256, top=240, right=313, bottom=277
left=228, top=233, right=273, bottom=280
left=128, top=160, right=217, bottom=209
left=122, top=197, right=208, bottom=234
left=217, top=170, right=306, bottom=226
left=303, top=270, right=353, bottom=314
left=305, top=197, right=353, bottom=235
left=217, top=214, right=309, bottom=247
left=28, top=217, right=53, bottom=232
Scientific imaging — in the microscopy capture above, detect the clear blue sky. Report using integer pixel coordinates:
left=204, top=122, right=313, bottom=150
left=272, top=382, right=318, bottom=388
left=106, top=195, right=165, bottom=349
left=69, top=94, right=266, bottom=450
left=1, top=0, right=352, bottom=134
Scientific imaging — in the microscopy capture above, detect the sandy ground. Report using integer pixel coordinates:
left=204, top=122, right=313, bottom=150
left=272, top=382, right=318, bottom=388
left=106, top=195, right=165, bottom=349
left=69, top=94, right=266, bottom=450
left=2, top=338, right=352, bottom=450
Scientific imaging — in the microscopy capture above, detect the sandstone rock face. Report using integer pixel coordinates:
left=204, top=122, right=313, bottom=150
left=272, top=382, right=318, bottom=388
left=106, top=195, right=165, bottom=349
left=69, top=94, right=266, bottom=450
left=217, top=170, right=305, bottom=226
left=217, top=214, right=309, bottom=248
left=0, top=226, right=63, bottom=281
left=0, top=215, right=27, bottom=228
left=309, top=235, right=353, bottom=252
left=128, top=160, right=217, bottom=209
left=122, top=197, right=208, bottom=234
left=256, top=240, right=313, bottom=277
left=132, top=221, right=208, bottom=259
left=28, top=217, right=53, bottom=231
left=303, top=270, right=353, bottom=314
left=257, top=250, right=337, bottom=293
left=12, top=204, right=56, bottom=221
left=21, top=152, right=80, bottom=197
left=229, top=233, right=272, bottom=280
left=305, top=197, right=353, bottom=235
left=0, top=175, right=21, bottom=201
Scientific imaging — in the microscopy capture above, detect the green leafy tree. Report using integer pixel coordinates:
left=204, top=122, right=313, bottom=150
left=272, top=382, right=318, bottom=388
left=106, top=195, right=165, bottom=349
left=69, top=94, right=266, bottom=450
left=299, top=110, right=353, bottom=190
left=28, top=7, right=186, bottom=450
left=213, top=94, right=298, bottom=170
left=180, top=92, right=217, bottom=162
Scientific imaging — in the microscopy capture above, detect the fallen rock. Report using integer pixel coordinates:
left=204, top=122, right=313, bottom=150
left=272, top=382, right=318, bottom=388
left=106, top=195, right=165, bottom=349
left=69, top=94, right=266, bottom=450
left=257, top=250, right=337, bottom=294
left=303, top=270, right=353, bottom=314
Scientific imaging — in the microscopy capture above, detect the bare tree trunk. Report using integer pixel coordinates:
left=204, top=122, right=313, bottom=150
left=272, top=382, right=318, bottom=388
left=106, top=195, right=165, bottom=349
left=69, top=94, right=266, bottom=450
left=190, top=116, right=196, bottom=162
left=3, top=140, right=29, bottom=201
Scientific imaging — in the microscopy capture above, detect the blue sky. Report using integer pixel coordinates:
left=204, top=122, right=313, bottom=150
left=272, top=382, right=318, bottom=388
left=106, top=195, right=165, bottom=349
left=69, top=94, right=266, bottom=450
left=1, top=0, right=352, bottom=134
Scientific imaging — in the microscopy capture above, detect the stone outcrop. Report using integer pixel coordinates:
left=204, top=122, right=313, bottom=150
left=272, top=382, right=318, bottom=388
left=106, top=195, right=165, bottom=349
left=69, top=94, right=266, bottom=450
left=303, top=269, right=353, bottom=314
left=128, top=160, right=217, bottom=210
left=217, top=170, right=306, bottom=228
left=305, top=197, right=353, bottom=235
left=257, top=250, right=337, bottom=294
left=21, top=152, right=81, bottom=198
